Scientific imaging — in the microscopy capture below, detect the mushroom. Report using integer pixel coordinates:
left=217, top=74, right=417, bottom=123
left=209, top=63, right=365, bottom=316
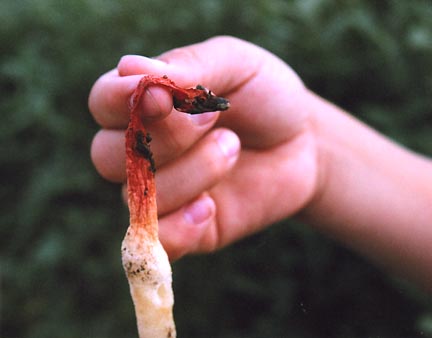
left=121, top=75, right=229, bottom=337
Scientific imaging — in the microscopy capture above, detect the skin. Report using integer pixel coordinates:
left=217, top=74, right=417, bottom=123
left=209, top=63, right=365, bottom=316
left=89, top=36, right=432, bottom=291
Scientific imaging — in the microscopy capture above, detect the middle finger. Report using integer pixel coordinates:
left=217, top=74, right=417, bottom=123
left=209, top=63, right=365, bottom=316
left=91, top=111, right=219, bottom=182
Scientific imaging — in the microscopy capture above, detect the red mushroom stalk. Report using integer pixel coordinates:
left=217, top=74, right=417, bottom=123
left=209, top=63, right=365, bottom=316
left=121, top=75, right=229, bottom=338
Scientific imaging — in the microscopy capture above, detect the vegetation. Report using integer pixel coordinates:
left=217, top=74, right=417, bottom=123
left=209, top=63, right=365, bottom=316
left=2, top=1, right=431, bottom=337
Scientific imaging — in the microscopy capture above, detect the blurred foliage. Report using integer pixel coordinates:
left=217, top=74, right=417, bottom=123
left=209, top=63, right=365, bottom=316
left=1, top=0, right=431, bottom=337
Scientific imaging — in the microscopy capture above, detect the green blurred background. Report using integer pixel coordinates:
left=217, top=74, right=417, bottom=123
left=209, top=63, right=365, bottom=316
left=2, top=1, right=432, bottom=337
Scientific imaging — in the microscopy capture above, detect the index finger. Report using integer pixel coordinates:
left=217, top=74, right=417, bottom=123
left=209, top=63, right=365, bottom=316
left=88, top=69, right=173, bottom=128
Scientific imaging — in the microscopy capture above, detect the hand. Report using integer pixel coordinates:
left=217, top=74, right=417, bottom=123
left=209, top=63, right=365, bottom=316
left=89, top=36, right=319, bottom=260
left=90, top=36, right=432, bottom=289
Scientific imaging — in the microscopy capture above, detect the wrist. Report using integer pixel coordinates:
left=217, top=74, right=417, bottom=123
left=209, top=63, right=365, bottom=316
left=299, top=90, right=432, bottom=288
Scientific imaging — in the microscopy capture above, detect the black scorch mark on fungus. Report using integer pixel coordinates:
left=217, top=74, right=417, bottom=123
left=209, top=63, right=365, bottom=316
left=135, top=130, right=156, bottom=173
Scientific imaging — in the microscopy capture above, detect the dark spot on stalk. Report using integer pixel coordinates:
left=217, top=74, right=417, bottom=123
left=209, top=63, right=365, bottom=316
left=135, top=130, right=156, bottom=173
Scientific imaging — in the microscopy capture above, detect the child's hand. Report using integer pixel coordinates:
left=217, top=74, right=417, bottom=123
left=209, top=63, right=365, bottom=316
left=89, top=36, right=318, bottom=259
left=90, top=36, right=432, bottom=289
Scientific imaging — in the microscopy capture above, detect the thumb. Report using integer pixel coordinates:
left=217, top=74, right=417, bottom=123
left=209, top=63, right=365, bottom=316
left=118, top=36, right=259, bottom=94
left=118, top=36, right=307, bottom=147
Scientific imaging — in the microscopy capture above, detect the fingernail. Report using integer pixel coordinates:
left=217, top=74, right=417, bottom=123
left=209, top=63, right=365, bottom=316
left=216, top=130, right=240, bottom=159
left=143, top=88, right=162, bottom=118
left=148, top=56, right=168, bottom=66
left=128, top=89, right=159, bottom=119
left=183, top=195, right=214, bottom=225
left=189, top=111, right=218, bottom=126
left=120, top=55, right=168, bottom=67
